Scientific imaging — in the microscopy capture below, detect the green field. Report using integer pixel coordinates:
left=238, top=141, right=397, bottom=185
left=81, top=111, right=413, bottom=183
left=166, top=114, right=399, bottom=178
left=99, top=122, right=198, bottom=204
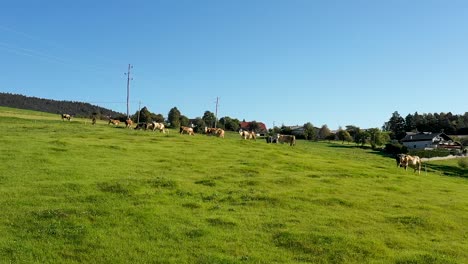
left=0, top=106, right=467, bottom=263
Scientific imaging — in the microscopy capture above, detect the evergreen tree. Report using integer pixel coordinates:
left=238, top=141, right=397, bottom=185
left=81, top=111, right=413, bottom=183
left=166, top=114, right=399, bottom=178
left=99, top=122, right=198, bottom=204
left=383, top=111, right=406, bottom=140
left=202, top=111, right=217, bottom=128
left=168, top=107, right=181, bottom=128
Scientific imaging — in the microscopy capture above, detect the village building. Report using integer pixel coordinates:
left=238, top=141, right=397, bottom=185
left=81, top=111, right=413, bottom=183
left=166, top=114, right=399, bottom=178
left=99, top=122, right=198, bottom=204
left=400, top=132, right=462, bottom=150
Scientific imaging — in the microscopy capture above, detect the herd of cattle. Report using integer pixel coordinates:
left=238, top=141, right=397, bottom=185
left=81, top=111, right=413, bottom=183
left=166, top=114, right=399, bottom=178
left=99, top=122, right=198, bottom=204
left=61, top=114, right=429, bottom=172
left=62, top=114, right=295, bottom=145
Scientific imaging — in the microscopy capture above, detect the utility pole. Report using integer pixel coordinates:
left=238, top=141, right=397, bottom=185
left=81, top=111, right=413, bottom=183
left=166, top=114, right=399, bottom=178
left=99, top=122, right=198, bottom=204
left=137, top=101, right=141, bottom=124
left=125, top=64, right=133, bottom=118
left=214, top=97, right=219, bottom=128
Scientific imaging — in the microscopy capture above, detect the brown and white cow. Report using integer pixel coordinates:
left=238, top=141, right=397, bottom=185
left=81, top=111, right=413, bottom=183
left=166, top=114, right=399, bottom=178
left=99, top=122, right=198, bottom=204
left=108, top=119, right=120, bottom=126
left=125, top=118, right=133, bottom=128
left=239, top=130, right=256, bottom=140
left=401, top=155, right=422, bottom=174
left=61, top=114, right=71, bottom=121
left=276, top=134, right=296, bottom=146
left=180, top=126, right=195, bottom=135
left=215, top=128, right=225, bottom=138
left=205, top=127, right=224, bottom=138
left=396, top=154, right=406, bottom=168
left=151, top=122, right=166, bottom=133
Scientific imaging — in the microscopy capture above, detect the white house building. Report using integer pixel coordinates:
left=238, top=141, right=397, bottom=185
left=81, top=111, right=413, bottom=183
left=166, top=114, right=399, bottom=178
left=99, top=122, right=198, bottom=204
left=400, top=132, right=461, bottom=150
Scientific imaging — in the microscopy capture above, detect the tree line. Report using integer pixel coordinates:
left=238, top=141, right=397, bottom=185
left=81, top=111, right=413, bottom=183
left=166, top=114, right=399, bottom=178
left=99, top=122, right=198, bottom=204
left=0, top=93, right=123, bottom=119
left=383, top=111, right=468, bottom=140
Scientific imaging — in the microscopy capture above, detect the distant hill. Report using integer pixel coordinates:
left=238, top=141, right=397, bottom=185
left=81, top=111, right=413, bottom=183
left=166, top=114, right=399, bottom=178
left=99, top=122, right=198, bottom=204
left=0, top=93, right=124, bottom=119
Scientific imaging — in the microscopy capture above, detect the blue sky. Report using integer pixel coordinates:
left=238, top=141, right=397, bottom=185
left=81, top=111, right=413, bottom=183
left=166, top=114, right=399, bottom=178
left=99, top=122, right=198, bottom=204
left=1, top=0, right=467, bottom=130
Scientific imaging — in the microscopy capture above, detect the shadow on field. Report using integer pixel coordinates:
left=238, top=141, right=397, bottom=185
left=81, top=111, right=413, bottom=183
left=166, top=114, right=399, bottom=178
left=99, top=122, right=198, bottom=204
left=425, top=163, right=468, bottom=178
left=328, top=144, right=392, bottom=158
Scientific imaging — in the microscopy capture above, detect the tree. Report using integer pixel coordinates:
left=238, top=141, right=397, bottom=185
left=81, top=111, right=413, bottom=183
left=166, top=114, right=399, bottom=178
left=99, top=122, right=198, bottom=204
left=219, top=116, right=239, bottom=131
left=404, top=113, right=417, bottom=132
left=248, top=121, right=260, bottom=132
left=337, top=128, right=352, bottom=144
left=303, top=122, right=316, bottom=141
left=168, top=107, right=181, bottom=128
left=325, top=133, right=336, bottom=142
left=318, top=124, right=331, bottom=140
left=202, top=111, right=216, bottom=128
left=136, top=106, right=152, bottom=123
left=355, top=130, right=369, bottom=146
left=152, top=113, right=165, bottom=123
left=180, top=115, right=189, bottom=127
left=383, top=111, right=406, bottom=140
left=193, top=118, right=206, bottom=133
left=280, top=125, right=292, bottom=135
left=367, top=128, right=389, bottom=149
left=345, top=125, right=360, bottom=141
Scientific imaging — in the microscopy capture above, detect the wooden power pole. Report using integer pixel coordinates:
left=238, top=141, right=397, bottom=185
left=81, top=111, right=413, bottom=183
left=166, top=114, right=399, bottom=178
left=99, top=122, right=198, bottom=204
left=125, top=64, right=133, bottom=118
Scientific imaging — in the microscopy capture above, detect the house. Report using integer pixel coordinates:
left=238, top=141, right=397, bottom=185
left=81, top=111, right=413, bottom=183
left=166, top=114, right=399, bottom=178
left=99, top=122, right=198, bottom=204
left=400, top=132, right=462, bottom=150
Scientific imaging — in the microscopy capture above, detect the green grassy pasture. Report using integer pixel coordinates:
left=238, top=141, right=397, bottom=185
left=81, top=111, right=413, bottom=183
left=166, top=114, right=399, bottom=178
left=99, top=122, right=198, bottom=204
left=0, top=107, right=467, bottom=263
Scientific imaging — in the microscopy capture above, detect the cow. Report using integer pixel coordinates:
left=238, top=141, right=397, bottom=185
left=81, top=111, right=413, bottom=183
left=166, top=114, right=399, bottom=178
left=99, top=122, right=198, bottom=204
left=125, top=118, right=133, bottom=128
left=180, top=126, right=195, bottom=135
left=216, top=128, right=225, bottom=138
left=239, top=130, right=256, bottom=140
left=401, top=155, right=422, bottom=175
left=151, top=122, right=166, bottom=133
left=61, top=114, right=71, bottom=121
left=396, top=154, right=406, bottom=168
left=91, top=117, right=97, bottom=125
left=276, top=134, right=296, bottom=146
left=134, top=123, right=147, bottom=130
left=205, top=127, right=218, bottom=135
left=205, top=127, right=224, bottom=138
left=108, top=119, right=120, bottom=126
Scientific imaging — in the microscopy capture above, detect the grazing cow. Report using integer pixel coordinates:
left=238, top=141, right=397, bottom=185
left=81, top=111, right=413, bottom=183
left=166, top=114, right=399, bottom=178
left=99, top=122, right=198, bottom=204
left=151, top=122, right=166, bottom=133
left=205, top=127, right=224, bottom=138
left=180, top=126, right=195, bottom=135
left=215, top=128, right=225, bottom=138
left=61, top=114, right=71, bottom=121
left=401, top=155, right=422, bottom=174
left=239, top=130, right=256, bottom=140
left=396, top=154, right=406, bottom=167
left=134, top=123, right=147, bottom=130
left=276, top=134, right=296, bottom=146
left=125, top=118, right=133, bottom=128
left=108, top=119, right=120, bottom=126
left=205, top=127, right=218, bottom=135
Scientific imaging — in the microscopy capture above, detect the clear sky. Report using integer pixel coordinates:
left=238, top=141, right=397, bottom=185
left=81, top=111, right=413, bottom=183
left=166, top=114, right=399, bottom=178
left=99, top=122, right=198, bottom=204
left=1, top=0, right=467, bottom=130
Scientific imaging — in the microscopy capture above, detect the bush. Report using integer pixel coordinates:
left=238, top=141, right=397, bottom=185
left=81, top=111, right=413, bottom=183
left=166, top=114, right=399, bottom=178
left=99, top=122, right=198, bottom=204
left=385, top=143, right=408, bottom=155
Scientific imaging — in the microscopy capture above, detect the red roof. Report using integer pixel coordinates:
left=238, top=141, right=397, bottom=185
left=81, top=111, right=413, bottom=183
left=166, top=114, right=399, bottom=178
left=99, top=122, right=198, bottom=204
left=240, top=121, right=267, bottom=132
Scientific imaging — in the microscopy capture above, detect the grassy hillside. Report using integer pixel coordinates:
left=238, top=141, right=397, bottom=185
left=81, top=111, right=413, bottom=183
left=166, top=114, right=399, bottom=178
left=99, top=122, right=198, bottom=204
left=0, top=107, right=467, bottom=263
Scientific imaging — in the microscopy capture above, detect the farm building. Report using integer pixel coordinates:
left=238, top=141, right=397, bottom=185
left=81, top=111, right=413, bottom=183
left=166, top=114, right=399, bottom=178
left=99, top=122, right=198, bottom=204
left=400, top=132, right=462, bottom=150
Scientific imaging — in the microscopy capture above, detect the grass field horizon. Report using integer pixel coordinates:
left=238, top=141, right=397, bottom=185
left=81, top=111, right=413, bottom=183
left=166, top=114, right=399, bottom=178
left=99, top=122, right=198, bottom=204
left=1, top=106, right=467, bottom=263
